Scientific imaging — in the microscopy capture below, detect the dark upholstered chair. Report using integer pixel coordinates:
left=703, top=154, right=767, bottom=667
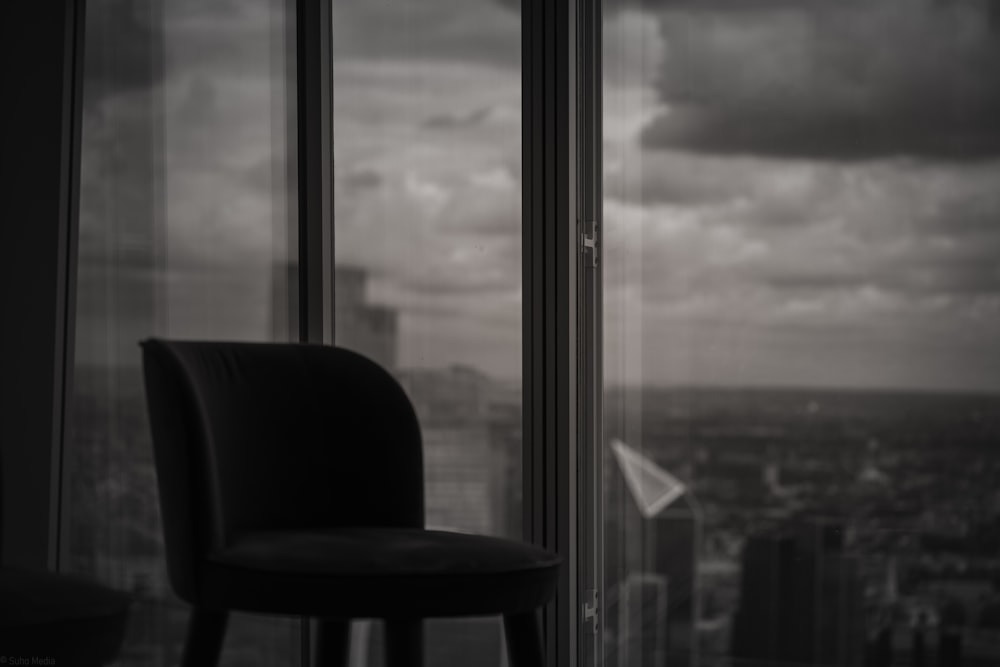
left=140, top=339, right=560, bottom=667
left=0, top=454, right=130, bottom=666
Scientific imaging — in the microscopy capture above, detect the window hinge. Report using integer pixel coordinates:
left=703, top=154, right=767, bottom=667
left=580, top=227, right=599, bottom=267
left=582, top=588, right=599, bottom=634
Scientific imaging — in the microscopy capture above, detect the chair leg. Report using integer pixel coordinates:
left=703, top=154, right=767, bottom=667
left=385, top=617, right=423, bottom=667
left=181, top=607, right=228, bottom=667
left=315, top=618, right=351, bottom=667
left=504, top=611, right=544, bottom=667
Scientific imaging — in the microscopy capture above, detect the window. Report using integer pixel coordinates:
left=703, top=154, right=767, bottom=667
left=330, top=0, right=522, bottom=663
left=600, top=1, right=1000, bottom=666
left=63, top=0, right=300, bottom=663
left=62, top=0, right=540, bottom=665
left=40, top=1, right=1000, bottom=666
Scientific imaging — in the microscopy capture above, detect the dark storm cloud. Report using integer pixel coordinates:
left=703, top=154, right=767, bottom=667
left=639, top=0, right=1000, bottom=161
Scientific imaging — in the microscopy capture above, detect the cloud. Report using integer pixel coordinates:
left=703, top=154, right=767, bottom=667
left=327, top=54, right=523, bottom=376
left=637, top=0, right=1000, bottom=160
left=83, top=0, right=283, bottom=110
left=334, top=165, right=521, bottom=300
left=500, top=0, right=851, bottom=13
left=582, top=0, right=1000, bottom=395
left=332, top=0, right=519, bottom=69
left=601, top=155, right=1000, bottom=382
left=423, top=107, right=495, bottom=130
left=339, top=168, right=384, bottom=193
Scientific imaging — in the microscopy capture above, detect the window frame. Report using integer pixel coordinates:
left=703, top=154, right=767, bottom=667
left=17, top=0, right=599, bottom=665
left=305, top=3, right=591, bottom=663
left=0, top=0, right=85, bottom=572
left=575, top=0, right=604, bottom=664
left=522, top=1, right=584, bottom=666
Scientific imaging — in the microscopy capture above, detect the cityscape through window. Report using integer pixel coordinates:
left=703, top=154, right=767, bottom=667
left=602, top=1, right=1000, bottom=666
left=330, top=0, right=522, bottom=663
left=64, top=0, right=301, bottom=663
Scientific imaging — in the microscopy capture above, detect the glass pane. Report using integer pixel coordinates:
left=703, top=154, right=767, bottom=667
left=331, top=0, right=522, bottom=664
left=64, top=0, right=300, bottom=664
left=602, top=2, right=1000, bottom=666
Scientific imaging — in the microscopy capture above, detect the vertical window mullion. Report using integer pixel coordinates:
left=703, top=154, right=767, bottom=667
left=1, top=0, right=85, bottom=573
left=296, top=0, right=333, bottom=345
left=296, top=0, right=333, bottom=661
left=577, top=0, right=603, bottom=663
left=523, top=1, right=580, bottom=666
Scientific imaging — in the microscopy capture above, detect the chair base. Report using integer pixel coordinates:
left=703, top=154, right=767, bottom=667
left=316, top=618, right=350, bottom=666
left=182, top=608, right=228, bottom=667
left=503, top=612, right=545, bottom=667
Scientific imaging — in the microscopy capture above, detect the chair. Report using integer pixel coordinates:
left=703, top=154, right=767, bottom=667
left=0, top=453, right=131, bottom=666
left=140, top=339, right=560, bottom=667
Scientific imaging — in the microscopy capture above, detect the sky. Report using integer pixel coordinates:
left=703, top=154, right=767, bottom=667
left=601, top=0, right=1000, bottom=391
left=78, top=0, right=1000, bottom=392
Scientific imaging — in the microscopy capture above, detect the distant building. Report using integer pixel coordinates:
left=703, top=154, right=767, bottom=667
left=619, top=573, right=670, bottom=667
left=334, top=265, right=398, bottom=371
left=604, top=439, right=701, bottom=667
left=422, top=425, right=495, bottom=534
left=275, top=262, right=399, bottom=370
left=367, top=365, right=522, bottom=667
left=398, top=365, right=521, bottom=538
left=730, top=519, right=866, bottom=666
left=488, top=395, right=523, bottom=539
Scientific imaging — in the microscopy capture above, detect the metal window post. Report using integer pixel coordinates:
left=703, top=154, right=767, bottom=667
left=523, top=1, right=581, bottom=666
left=297, top=0, right=334, bottom=346
left=577, top=0, right=604, bottom=664
left=0, top=0, right=86, bottom=572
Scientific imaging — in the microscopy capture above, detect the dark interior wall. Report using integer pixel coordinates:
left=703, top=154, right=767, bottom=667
left=0, top=0, right=81, bottom=569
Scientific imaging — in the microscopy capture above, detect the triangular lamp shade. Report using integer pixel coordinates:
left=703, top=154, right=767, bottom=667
left=610, top=438, right=686, bottom=519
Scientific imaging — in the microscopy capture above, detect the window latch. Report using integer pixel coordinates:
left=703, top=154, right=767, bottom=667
left=582, top=588, right=599, bottom=634
left=580, top=225, right=599, bottom=267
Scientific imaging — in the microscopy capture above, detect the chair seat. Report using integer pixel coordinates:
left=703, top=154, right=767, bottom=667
left=0, top=567, right=130, bottom=665
left=202, top=528, right=560, bottom=618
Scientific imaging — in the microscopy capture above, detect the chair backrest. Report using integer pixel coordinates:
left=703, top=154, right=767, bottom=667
left=140, top=339, right=424, bottom=602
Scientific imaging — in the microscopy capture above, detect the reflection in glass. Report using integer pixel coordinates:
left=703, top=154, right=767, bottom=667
left=64, top=0, right=299, bottom=663
left=331, top=0, right=522, bottom=664
left=602, top=1, right=1000, bottom=666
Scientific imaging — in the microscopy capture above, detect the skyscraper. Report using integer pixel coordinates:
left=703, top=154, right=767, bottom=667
left=605, top=439, right=701, bottom=667
left=333, top=265, right=398, bottom=371
left=274, top=263, right=398, bottom=370
left=373, top=365, right=521, bottom=667
left=398, top=365, right=520, bottom=537
left=619, top=573, right=670, bottom=667
left=731, top=519, right=866, bottom=666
